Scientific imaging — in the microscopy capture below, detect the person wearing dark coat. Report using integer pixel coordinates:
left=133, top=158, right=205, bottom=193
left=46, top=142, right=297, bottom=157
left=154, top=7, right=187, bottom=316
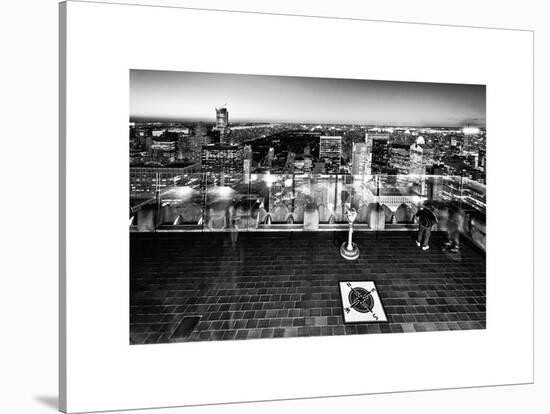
left=444, top=208, right=464, bottom=253
left=415, top=207, right=438, bottom=251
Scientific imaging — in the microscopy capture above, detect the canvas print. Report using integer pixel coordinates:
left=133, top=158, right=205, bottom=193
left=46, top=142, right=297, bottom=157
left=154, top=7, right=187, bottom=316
left=129, top=70, right=486, bottom=344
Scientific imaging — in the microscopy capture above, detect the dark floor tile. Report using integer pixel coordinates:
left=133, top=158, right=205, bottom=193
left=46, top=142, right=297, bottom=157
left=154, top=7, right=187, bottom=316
left=130, top=232, right=485, bottom=345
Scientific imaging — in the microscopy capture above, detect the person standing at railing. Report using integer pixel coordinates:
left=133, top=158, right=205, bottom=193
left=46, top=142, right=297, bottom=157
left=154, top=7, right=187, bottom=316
left=415, top=206, right=438, bottom=251
left=444, top=207, right=464, bottom=253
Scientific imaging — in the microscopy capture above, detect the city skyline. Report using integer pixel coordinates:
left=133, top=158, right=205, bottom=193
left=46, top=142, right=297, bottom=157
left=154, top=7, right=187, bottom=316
left=130, top=70, right=486, bottom=127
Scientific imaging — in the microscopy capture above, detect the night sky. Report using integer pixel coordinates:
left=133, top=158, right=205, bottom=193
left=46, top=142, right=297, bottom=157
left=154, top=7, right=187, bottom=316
left=130, top=70, right=486, bottom=127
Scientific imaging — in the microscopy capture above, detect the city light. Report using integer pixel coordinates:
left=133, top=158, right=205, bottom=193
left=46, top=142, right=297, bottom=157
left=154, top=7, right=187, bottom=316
left=263, top=172, right=278, bottom=188
left=462, top=126, right=480, bottom=135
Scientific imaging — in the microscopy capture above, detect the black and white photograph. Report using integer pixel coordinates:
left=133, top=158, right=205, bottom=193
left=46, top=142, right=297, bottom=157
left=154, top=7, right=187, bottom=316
left=3, top=0, right=544, bottom=411
left=129, top=70, right=487, bottom=344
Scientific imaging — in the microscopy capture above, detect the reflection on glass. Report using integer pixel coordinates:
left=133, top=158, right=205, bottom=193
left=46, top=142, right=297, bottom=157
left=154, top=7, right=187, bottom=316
left=129, top=171, right=485, bottom=244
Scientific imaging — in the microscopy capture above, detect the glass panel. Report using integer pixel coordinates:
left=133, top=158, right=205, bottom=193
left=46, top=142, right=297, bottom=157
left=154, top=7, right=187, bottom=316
left=157, top=171, right=204, bottom=228
left=129, top=171, right=486, bottom=234
left=348, top=174, right=377, bottom=224
left=129, top=168, right=159, bottom=232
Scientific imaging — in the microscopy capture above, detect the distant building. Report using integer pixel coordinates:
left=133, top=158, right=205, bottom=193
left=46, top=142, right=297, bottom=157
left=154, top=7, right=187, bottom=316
left=243, top=144, right=253, bottom=161
left=243, top=159, right=252, bottom=183
left=478, top=148, right=486, bottom=169
left=188, top=135, right=211, bottom=162
left=243, top=144, right=253, bottom=183
left=463, top=134, right=472, bottom=152
left=130, top=165, right=200, bottom=199
left=409, top=142, right=425, bottom=175
left=388, top=143, right=410, bottom=174
left=409, top=139, right=429, bottom=196
left=201, top=143, right=243, bottom=175
left=426, top=164, right=446, bottom=201
left=167, top=127, right=190, bottom=135
left=351, top=142, right=371, bottom=175
left=265, top=147, right=275, bottom=167
left=214, top=106, right=231, bottom=143
left=293, top=156, right=305, bottom=171
left=466, top=152, right=479, bottom=168
left=285, top=151, right=296, bottom=171
left=319, top=136, right=342, bottom=173
left=150, top=136, right=177, bottom=163
left=369, top=133, right=390, bottom=173
left=313, top=161, right=326, bottom=174
left=215, top=106, right=229, bottom=129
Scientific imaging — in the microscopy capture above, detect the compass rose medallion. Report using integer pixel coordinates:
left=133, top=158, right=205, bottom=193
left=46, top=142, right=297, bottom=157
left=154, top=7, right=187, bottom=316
left=339, top=281, right=388, bottom=323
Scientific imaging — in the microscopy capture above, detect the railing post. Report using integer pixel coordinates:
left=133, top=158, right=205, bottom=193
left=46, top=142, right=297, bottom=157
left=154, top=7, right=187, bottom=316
left=154, top=169, right=160, bottom=230
left=291, top=173, right=295, bottom=212
left=201, top=173, right=207, bottom=230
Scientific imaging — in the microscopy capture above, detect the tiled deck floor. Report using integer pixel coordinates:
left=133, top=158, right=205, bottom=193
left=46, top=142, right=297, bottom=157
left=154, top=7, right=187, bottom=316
left=130, top=231, right=486, bottom=344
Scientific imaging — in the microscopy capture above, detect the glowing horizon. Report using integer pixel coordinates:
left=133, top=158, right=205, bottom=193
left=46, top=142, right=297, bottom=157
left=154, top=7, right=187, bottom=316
left=130, top=70, right=486, bottom=128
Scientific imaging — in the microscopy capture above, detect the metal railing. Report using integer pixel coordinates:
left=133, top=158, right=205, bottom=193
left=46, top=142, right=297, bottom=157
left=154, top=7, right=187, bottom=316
left=129, top=169, right=486, bottom=248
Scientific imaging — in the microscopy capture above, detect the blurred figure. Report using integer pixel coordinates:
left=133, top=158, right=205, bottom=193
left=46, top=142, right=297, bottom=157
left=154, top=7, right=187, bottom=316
left=228, top=199, right=239, bottom=249
left=415, top=206, right=438, bottom=251
left=444, top=207, right=464, bottom=253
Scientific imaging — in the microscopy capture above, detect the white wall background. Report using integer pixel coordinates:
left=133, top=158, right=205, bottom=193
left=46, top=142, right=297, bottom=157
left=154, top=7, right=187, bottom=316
left=0, top=0, right=548, bottom=413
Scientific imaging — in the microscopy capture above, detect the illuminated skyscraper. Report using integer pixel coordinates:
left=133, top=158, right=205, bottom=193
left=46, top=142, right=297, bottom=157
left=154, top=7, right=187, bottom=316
left=201, top=143, right=243, bottom=176
left=216, top=106, right=228, bottom=129
left=265, top=147, right=275, bottom=167
left=319, top=136, right=342, bottom=173
left=369, top=133, right=390, bottom=173
left=214, top=106, right=231, bottom=143
left=478, top=148, right=486, bottom=169
left=409, top=138, right=427, bottom=196
left=285, top=151, right=296, bottom=171
left=243, top=144, right=253, bottom=161
left=409, top=142, right=425, bottom=175
left=243, top=144, right=253, bottom=183
left=351, top=142, right=371, bottom=175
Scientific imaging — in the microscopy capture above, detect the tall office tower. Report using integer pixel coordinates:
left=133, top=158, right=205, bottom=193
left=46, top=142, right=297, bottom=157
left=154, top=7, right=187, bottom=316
left=150, top=140, right=176, bottom=164
left=214, top=106, right=231, bottom=143
left=129, top=123, right=136, bottom=146
left=410, top=137, right=428, bottom=197
left=426, top=164, right=446, bottom=201
left=264, top=147, right=276, bottom=168
left=388, top=144, right=411, bottom=174
left=216, top=106, right=228, bottom=129
left=368, top=133, right=390, bottom=173
left=409, top=141, right=425, bottom=175
left=243, top=144, right=253, bottom=161
left=319, top=136, right=342, bottom=173
left=285, top=151, right=296, bottom=171
left=478, top=148, right=486, bottom=169
left=195, top=123, right=207, bottom=137
left=351, top=142, right=371, bottom=175
left=188, top=135, right=212, bottom=162
left=176, top=136, right=186, bottom=161
left=462, top=135, right=469, bottom=152
left=201, top=143, right=243, bottom=176
left=243, top=144, right=253, bottom=183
